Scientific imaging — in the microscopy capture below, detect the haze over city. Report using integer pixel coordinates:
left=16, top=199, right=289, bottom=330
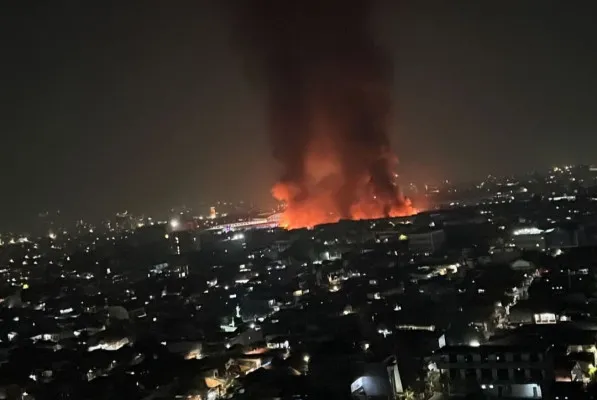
left=2, top=1, right=596, bottom=230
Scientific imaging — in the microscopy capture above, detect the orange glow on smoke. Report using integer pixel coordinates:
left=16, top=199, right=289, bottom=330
left=274, top=185, right=417, bottom=229
left=272, top=143, right=417, bottom=229
left=242, top=0, right=419, bottom=231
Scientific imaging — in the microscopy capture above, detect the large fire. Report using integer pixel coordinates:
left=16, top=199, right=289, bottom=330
left=238, top=0, right=417, bottom=229
left=272, top=139, right=417, bottom=229
left=274, top=182, right=416, bottom=230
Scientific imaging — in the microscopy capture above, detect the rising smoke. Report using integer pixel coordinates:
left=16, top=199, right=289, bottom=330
left=238, top=0, right=415, bottom=228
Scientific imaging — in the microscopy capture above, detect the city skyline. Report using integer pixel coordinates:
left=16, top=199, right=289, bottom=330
left=2, top=1, right=597, bottom=229
left=1, top=162, right=592, bottom=236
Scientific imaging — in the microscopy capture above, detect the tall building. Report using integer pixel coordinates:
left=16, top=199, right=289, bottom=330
left=169, top=230, right=200, bottom=255
left=130, top=225, right=168, bottom=247
left=115, top=211, right=134, bottom=231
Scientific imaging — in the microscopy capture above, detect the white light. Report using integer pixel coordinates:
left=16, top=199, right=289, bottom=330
left=469, top=340, right=480, bottom=347
left=170, top=219, right=180, bottom=229
left=512, top=227, right=543, bottom=236
left=378, top=328, right=392, bottom=337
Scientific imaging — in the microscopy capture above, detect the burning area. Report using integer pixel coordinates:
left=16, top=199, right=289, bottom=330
left=238, top=0, right=416, bottom=229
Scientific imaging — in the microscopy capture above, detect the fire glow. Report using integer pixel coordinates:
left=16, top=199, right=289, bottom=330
left=272, top=147, right=416, bottom=229
left=240, top=0, right=417, bottom=229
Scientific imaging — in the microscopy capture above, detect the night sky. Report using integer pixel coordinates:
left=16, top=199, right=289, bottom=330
left=1, top=2, right=596, bottom=230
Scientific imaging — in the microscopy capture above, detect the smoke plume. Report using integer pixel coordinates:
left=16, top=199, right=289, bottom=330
left=238, top=0, right=416, bottom=228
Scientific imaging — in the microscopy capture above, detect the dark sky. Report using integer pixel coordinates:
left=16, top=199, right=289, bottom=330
left=1, top=2, right=596, bottom=230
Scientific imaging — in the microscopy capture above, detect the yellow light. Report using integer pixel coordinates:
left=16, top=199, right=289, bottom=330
left=22, top=283, right=29, bottom=290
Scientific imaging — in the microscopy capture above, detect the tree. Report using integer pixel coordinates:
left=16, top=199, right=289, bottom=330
left=425, top=369, right=442, bottom=394
left=399, top=388, right=416, bottom=400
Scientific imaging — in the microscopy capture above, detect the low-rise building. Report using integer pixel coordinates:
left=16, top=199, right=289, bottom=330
left=429, top=343, right=552, bottom=398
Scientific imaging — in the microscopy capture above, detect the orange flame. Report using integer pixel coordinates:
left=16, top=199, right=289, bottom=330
left=272, top=143, right=417, bottom=229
